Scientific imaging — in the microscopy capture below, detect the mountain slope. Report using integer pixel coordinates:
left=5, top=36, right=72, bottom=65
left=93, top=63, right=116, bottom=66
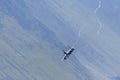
left=0, top=0, right=120, bottom=80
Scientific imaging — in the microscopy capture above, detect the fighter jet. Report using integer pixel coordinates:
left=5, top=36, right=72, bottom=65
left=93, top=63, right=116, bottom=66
left=61, top=46, right=75, bottom=61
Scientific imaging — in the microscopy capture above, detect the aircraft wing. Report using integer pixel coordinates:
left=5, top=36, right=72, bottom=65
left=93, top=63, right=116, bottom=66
left=61, top=54, right=67, bottom=61
left=66, top=49, right=71, bottom=53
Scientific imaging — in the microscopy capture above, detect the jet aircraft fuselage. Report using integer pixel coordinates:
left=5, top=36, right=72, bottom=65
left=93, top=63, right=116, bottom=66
left=63, top=47, right=75, bottom=60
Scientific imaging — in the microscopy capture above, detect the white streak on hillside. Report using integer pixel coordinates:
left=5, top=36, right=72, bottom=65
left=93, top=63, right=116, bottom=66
left=94, top=0, right=102, bottom=35
left=94, top=1, right=101, bottom=14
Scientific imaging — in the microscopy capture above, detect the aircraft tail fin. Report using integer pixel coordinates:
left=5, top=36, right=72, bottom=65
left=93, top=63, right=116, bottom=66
left=63, top=50, right=66, bottom=54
